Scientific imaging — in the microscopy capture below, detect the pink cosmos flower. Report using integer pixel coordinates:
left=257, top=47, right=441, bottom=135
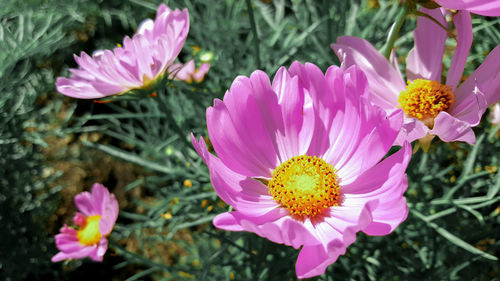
left=191, top=62, right=411, bottom=278
left=332, top=8, right=500, bottom=145
left=170, top=59, right=210, bottom=83
left=434, top=0, right=500, bottom=16
left=51, top=183, right=119, bottom=262
left=56, top=4, right=189, bottom=99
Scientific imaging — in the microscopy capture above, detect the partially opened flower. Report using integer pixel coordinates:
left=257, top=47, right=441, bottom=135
left=192, top=62, right=411, bottom=278
left=56, top=4, right=189, bottom=99
left=52, top=183, right=119, bottom=262
left=434, top=0, right=500, bottom=16
left=332, top=8, right=500, bottom=145
left=170, top=59, right=210, bottom=83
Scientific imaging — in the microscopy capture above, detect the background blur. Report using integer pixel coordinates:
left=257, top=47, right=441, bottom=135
left=0, top=0, right=499, bottom=280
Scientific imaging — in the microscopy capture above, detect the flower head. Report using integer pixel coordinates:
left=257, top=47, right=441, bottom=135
left=192, top=62, right=411, bottom=278
left=51, top=183, right=119, bottom=262
left=170, top=59, right=210, bottom=83
left=56, top=4, right=189, bottom=99
left=332, top=8, right=500, bottom=145
left=434, top=0, right=500, bottom=16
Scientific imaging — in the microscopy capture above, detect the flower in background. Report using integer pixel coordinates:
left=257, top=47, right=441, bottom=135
left=192, top=62, right=411, bottom=278
left=56, top=4, right=189, bottom=99
left=491, top=103, right=500, bottom=126
left=332, top=8, right=500, bottom=145
left=52, top=183, right=119, bottom=262
left=170, top=59, right=210, bottom=83
left=434, top=0, right=500, bottom=16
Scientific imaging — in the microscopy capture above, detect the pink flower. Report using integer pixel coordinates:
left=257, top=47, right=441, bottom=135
left=191, top=62, right=411, bottom=278
left=434, top=0, right=500, bottom=16
left=332, top=8, right=500, bottom=145
left=170, top=59, right=210, bottom=83
left=56, top=4, right=189, bottom=99
left=51, top=183, right=119, bottom=262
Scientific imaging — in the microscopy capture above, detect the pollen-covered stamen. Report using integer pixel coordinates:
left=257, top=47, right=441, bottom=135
left=268, top=155, right=341, bottom=217
left=77, top=215, right=102, bottom=246
left=399, top=79, right=455, bottom=126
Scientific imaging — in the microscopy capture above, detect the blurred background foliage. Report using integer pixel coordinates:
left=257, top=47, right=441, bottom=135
left=0, top=0, right=499, bottom=280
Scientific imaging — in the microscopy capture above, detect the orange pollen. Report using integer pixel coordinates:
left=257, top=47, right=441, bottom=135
left=268, top=155, right=340, bottom=217
left=399, top=79, right=455, bottom=122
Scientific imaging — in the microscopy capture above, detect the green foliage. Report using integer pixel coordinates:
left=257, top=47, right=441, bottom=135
left=1, top=0, right=499, bottom=280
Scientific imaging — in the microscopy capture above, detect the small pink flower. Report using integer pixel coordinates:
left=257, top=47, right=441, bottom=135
left=56, top=4, right=189, bottom=99
left=170, top=59, right=210, bottom=83
left=332, top=8, right=500, bottom=145
left=434, top=0, right=500, bottom=16
left=51, top=183, right=119, bottom=262
left=192, top=62, right=411, bottom=278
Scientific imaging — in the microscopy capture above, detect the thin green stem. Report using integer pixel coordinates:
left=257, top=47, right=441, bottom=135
left=381, top=1, right=411, bottom=60
left=413, top=10, right=457, bottom=42
left=245, top=0, right=261, bottom=68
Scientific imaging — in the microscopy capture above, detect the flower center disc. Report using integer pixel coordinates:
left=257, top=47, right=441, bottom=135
left=398, top=79, right=455, bottom=123
left=77, top=215, right=102, bottom=246
left=268, top=155, right=340, bottom=217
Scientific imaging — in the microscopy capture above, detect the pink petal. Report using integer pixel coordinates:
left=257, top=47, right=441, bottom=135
left=406, top=8, right=447, bottom=82
left=207, top=74, right=282, bottom=177
left=319, top=66, right=402, bottom=184
left=435, top=0, right=500, bottom=16
left=429, top=111, right=478, bottom=144
left=451, top=44, right=500, bottom=112
left=213, top=210, right=321, bottom=249
left=191, top=134, right=279, bottom=215
left=295, top=201, right=376, bottom=278
left=342, top=141, right=411, bottom=235
left=193, top=63, right=210, bottom=82
left=332, top=36, right=404, bottom=110
left=74, top=191, right=98, bottom=216
left=446, top=11, right=472, bottom=90
left=394, top=116, right=429, bottom=145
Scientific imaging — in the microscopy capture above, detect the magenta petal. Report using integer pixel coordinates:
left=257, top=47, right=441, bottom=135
left=321, top=66, right=402, bottom=184
left=191, top=134, right=279, bottom=215
left=406, top=8, right=447, bottom=82
left=332, top=36, right=403, bottom=110
left=394, top=116, right=429, bottom=145
left=207, top=73, right=282, bottom=177
left=213, top=210, right=321, bottom=249
left=295, top=201, right=376, bottom=278
left=74, top=191, right=97, bottom=216
left=452, top=45, right=500, bottom=110
left=435, top=0, right=500, bottom=16
left=446, top=11, right=472, bottom=89
left=342, top=142, right=411, bottom=235
left=430, top=111, right=477, bottom=144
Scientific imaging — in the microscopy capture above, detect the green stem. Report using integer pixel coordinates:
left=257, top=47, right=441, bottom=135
left=381, top=2, right=410, bottom=60
left=413, top=10, right=456, bottom=42
left=245, top=0, right=261, bottom=68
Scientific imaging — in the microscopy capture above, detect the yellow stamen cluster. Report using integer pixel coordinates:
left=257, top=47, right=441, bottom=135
left=399, top=79, right=454, bottom=122
left=268, top=155, right=340, bottom=217
left=77, top=215, right=102, bottom=246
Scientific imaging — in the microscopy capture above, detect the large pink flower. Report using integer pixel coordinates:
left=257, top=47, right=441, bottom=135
left=56, top=4, right=189, bottom=99
left=51, top=183, right=119, bottom=262
left=434, top=0, right=500, bottom=16
left=191, top=62, right=411, bottom=278
left=332, top=8, right=500, bottom=145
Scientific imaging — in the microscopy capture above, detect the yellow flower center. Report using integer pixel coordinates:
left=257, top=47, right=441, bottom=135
left=77, top=215, right=102, bottom=246
left=268, top=155, right=341, bottom=217
left=398, top=79, right=454, bottom=125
